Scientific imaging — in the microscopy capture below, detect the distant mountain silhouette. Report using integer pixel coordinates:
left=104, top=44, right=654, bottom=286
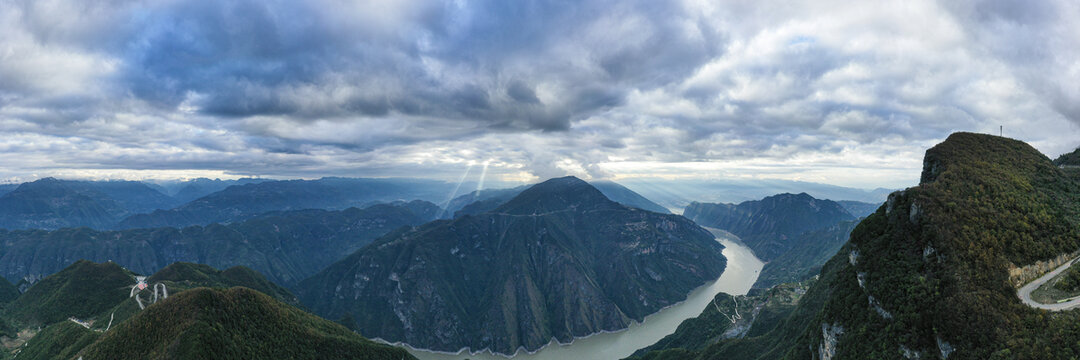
left=0, top=201, right=440, bottom=286
left=116, top=177, right=454, bottom=229
left=0, top=178, right=178, bottom=230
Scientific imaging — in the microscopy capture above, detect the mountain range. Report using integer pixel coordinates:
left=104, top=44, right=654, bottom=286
left=161, top=177, right=271, bottom=204
left=0, top=178, right=179, bottom=230
left=0, top=201, right=440, bottom=287
left=116, top=177, right=456, bottom=229
left=298, top=176, right=727, bottom=354
left=614, top=178, right=894, bottom=211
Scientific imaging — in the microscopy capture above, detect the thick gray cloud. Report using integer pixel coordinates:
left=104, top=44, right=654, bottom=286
left=0, top=0, right=1077, bottom=188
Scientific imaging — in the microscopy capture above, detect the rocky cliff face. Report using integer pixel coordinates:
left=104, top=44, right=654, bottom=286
left=298, top=176, right=727, bottom=355
left=792, top=133, right=1080, bottom=359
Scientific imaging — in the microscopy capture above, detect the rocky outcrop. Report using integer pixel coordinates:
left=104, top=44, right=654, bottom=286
left=817, top=322, right=844, bottom=360
left=1008, top=251, right=1080, bottom=288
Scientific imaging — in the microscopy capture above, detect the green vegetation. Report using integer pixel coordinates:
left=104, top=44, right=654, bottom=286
left=8, top=261, right=133, bottom=326
left=147, top=262, right=298, bottom=306
left=1055, top=265, right=1080, bottom=292
left=628, top=280, right=814, bottom=359
left=79, top=287, right=416, bottom=360
left=85, top=262, right=303, bottom=330
left=14, top=321, right=100, bottom=360
left=1056, top=147, right=1080, bottom=182
left=753, top=221, right=858, bottom=289
left=2, top=260, right=414, bottom=359
left=1053, top=147, right=1080, bottom=167
left=1027, top=263, right=1080, bottom=304
left=625, top=133, right=1080, bottom=359
left=300, top=176, right=727, bottom=354
left=800, top=132, right=1080, bottom=358
left=684, top=193, right=860, bottom=289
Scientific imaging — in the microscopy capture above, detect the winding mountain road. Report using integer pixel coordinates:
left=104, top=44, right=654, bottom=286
left=1018, top=257, right=1080, bottom=311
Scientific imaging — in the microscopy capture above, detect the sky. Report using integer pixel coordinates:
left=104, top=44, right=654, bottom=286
left=0, top=0, right=1077, bottom=189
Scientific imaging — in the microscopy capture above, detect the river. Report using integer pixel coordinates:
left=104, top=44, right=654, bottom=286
left=400, top=228, right=764, bottom=360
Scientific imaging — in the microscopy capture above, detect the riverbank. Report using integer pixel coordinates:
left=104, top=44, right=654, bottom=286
left=402, top=230, right=764, bottom=360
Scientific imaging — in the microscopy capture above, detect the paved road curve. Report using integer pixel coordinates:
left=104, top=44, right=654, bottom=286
left=1018, top=258, right=1080, bottom=311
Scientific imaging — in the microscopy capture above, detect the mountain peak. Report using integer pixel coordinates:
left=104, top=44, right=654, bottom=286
left=14, top=177, right=67, bottom=191
left=920, top=132, right=1048, bottom=185
left=494, top=176, right=620, bottom=215
left=764, top=192, right=813, bottom=200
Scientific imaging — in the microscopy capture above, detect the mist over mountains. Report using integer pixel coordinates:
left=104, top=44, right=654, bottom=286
left=1, top=134, right=1076, bottom=359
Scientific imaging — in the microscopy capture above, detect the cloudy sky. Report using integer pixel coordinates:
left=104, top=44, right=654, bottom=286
left=0, top=0, right=1077, bottom=189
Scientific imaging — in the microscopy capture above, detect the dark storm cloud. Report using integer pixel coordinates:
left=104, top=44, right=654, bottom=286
left=0, top=0, right=1077, bottom=187
left=14, top=0, right=716, bottom=134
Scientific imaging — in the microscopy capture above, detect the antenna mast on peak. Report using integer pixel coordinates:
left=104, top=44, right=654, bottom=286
left=1000, top=125, right=1003, bottom=137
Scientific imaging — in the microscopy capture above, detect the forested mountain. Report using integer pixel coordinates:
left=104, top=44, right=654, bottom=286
left=298, top=176, right=727, bottom=355
left=116, top=177, right=455, bottom=229
left=684, top=193, right=855, bottom=261
left=0, top=178, right=178, bottom=230
left=78, top=287, right=414, bottom=359
left=0, top=201, right=439, bottom=286
left=629, top=132, right=1080, bottom=359
left=1055, top=147, right=1080, bottom=167
left=752, top=220, right=859, bottom=289
left=2, top=261, right=413, bottom=360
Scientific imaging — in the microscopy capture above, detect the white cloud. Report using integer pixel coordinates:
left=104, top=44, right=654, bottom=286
left=0, top=0, right=1075, bottom=190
